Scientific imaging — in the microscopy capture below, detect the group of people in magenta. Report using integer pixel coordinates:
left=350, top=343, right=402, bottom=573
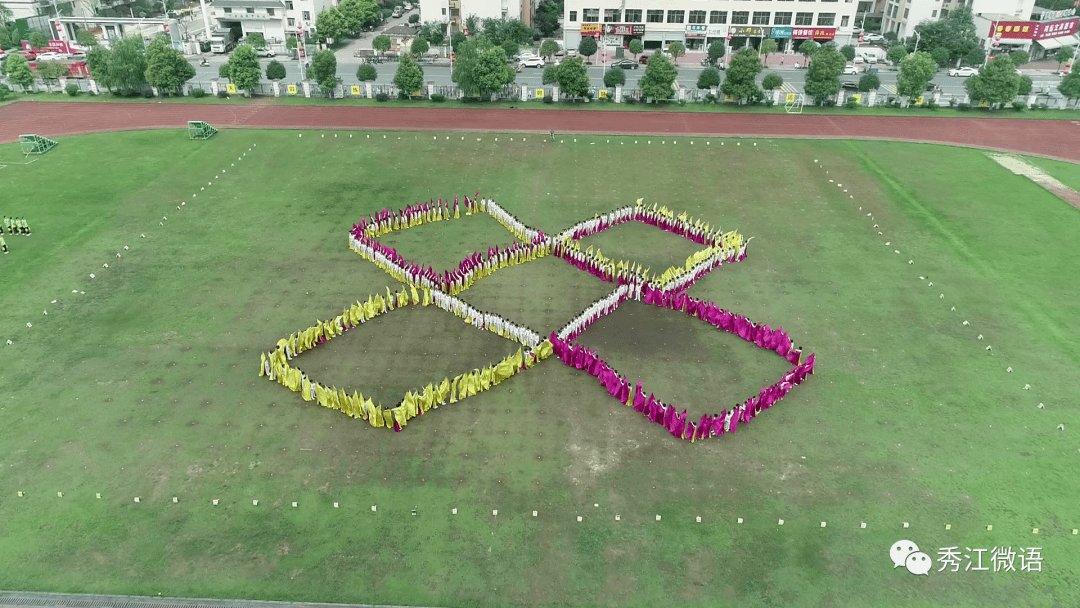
left=548, top=294, right=815, bottom=442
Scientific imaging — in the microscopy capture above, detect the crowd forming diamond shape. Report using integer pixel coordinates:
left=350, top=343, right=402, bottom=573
left=260, top=194, right=815, bottom=441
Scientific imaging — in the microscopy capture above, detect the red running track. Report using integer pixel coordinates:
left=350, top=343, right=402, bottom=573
left=2, top=101, right=1079, bottom=162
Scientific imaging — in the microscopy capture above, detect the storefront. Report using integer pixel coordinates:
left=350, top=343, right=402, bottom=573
left=1033, top=18, right=1079, bottom=58
left=705, top=25, right=728, bottom=50
left=684, top=24, right=707, bottom=51
left=728, top=26, right=764, bottom=52
left=792, top=27, right=835, bottom=52
left=982, top=17, right=1078, bottom=58
left=770, top=26, right=791, bottom=53
left=607, top=23, right=645, bottom=50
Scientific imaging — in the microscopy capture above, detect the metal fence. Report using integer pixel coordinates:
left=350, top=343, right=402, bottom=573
left=7, top=76, right=1076, bottom=110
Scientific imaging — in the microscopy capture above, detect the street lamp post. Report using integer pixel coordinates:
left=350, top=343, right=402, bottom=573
left=912, top=29, right=921, bottom=54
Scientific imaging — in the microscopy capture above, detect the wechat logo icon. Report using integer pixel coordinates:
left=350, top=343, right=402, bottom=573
left=891, top=540, right=932, bottom=575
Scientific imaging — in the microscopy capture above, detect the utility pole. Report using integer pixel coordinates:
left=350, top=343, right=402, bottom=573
left=198, top=0, right=212, bottom=40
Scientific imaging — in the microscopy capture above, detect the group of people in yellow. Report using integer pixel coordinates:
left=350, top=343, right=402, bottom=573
left=549, top=201, right=747, bottom=291
left=259, top=279, right=555, bottom=432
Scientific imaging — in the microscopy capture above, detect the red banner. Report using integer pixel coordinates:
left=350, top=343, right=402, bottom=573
left=989, top=21, right=1036, bottom=39
left=792, top=27, right=835, bottom=40
left=1034, top=18, right=1078, bottom=39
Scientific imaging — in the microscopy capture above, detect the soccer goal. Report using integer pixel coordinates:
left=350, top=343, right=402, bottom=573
left=19, top=134, right=58, bottom=156
left=188, top=121, right=218, bottom=140
left=784, top=93, right=805, bottom=115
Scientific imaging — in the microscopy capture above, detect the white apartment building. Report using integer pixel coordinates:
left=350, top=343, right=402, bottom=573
left=418, top=0, right=522, bottom=35
left=562, top=0, right=860, bottom=56
left=208, top=0, right=335, bottom=46
left=880, top=0, right=1034, bottom=40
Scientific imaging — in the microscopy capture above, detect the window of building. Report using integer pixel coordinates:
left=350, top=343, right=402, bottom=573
left=774, top=11, right=792, bottom=24
left=604, top=8, right=620, bottom=22
left=752, top=11, right=770, bottom=24
left=302, top=10, right=310, bottom=20
left=285, top=1, right=292, bottom=9
left=795, top=11, right=813, bottom=24
left=709, top=10, right=727, bottom=23
left=688, top=10, right=705, bottom=23
left=625, top=9, right=642, bottom=22
left=903, top=7, right=908, bottom=18
left=266, top=7, right=274, bottom=15
left=441, top=7, right=446, bottom=14
left=817, top=12, right=834, bottom=25
left=857, top=1, right=871, bottom=10
left=223, top=7, right=231, bottom=13
left=840, top=14, right=849, bottom=25
left=822, top=0, right=837, bottom=3
left=731, top=11, right=749, bottom=24
left=667, top=10, right=685, bottom=23
left=288, top=17, right=294, bottom=25
left=569, top=10, right=578, bottom=21
left=583, top=8, right=599, bottom=22
left=646, top=10, right=664, bottom=23
left=930, top=9, right=937, bottom=17
left=246, top=7, right=254, bottom=13
left=940, top=8, right=948, bottom=17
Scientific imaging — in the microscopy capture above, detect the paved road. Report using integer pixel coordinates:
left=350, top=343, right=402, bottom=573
left=0, top=590, right=443, bottom=608
left=186, top=54, right=1068, bottom=103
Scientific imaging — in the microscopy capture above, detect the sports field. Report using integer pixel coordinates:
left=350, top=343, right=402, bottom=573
left=1, top=130, right=1078, bottom=607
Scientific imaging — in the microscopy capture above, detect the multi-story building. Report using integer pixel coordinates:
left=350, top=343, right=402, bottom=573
left=880, top=0, right=1035, bottom=40
left=418, top=0, right=522, bottom=35
left=562, top=0, right=860, bottom=57
left=208, top=0, right=335, bottom=46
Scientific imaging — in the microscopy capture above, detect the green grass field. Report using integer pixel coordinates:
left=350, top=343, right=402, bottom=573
left=1, top=129, right=1078, bottom=608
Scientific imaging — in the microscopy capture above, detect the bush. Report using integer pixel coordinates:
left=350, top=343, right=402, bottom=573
left=430, top=93, right=445, bottom=102
left=957, top=102, right=970, bottom=111
left=764, top=98, right=774, bottom=107
left=462, top=95, right=482, bottom=103
left=925, top=100, right=938, bottom=110
left=65, top=83, right=80, bottom=97
left=191, top=88, right=207, bottom=98
left=397, top=90, right=409, bottom=100
left=948, top=96, right=957, bottom=107
left=624, top=96, right=636, bottom=104
left=0, top=84, right=11, bottom=101
left=704, top=92, right=716, bottom=103
left=143, top=89, right=155, bottom=98
left=543, top=94, right=552, bottom=103
left=375, top=92, right=389, bottom=102
left=1012, top=101, right=1027, bottom=111
left=217, top=90, right=229, bottom=98
left=846, top=97, right=859, bottom=109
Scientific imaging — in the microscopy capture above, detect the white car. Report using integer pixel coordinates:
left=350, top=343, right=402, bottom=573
left=843, top=65, right=860, bottom=75
left=948, top=66, right=978, bottom=77
left=66, top=52, right=87, bottom=61
left=853, top=55, right=865, bottom=64
left=255, top=47, right=276, bottom=58
left=35, top=52, right=65, bottom=61
left=518, top=57, right=545, bottom=68
left=865, top=56, right=878, bottom=64
left=863, top=34, right=884, bottom=43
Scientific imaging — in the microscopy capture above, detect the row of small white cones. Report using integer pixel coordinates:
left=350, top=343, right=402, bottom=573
left=14, top=491, right=1080, bottom=534
left=16, top=143, right=259, bottom=343
left=812, top=158, right=1063, bottom=433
